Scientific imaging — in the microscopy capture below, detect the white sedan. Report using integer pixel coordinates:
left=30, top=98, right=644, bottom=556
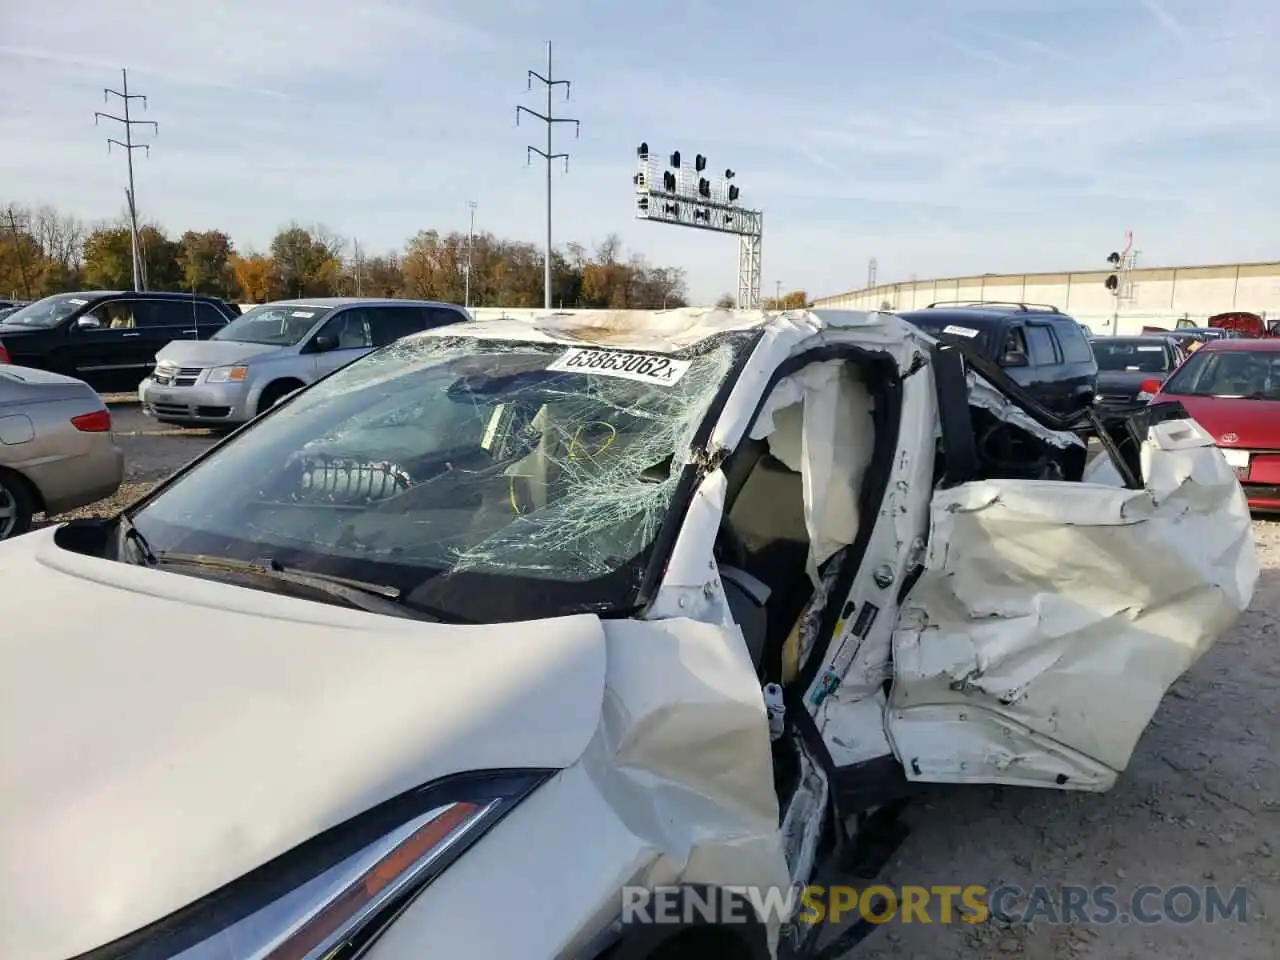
left=0, top=307, right=1256, bottom=959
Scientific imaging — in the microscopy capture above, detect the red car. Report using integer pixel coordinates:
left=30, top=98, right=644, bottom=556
left=1142, top=337, right=1280, bottom=509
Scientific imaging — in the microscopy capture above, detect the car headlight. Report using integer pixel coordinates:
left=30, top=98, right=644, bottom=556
left=206, top=365, right=249, bottom=383
left=105, top=772, right=549, bottom=960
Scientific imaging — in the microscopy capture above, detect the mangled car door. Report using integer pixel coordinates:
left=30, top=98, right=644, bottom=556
left=885, top=417, right=1258, bottom=791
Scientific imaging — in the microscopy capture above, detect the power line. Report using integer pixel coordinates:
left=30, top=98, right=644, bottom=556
left=94, top=67, right=157, bottom=291
left=3, top=208, right=33, bottom=299
left=516, top=41, right=579, bottom=311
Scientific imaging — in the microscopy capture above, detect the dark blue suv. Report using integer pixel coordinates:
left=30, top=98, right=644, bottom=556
left=898, top=301, right=1099, bottom=415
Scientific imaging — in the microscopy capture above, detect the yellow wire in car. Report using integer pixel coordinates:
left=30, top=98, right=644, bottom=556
left=568, top=422, right=617, bottom=461
left=509, top=422, right=619, bottom=514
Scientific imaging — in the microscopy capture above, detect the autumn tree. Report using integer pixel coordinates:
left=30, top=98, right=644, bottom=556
left=764, top=290, right=808, bottom=310
left=179, top=230, right=238, bottom=298
left=270, top=224, right=343, bottom=297
left=231, top=254, right=283, bottom=303
left=4, top=201, right=695, bottom=307
left=82, top=224, right=182, bottom=291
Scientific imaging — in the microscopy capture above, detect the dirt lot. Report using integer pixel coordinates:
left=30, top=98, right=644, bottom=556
left=44, top=402, right=1280, bottom=958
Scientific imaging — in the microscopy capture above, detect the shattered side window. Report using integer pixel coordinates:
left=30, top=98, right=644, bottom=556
left=128, top=334, right=743, bottom=620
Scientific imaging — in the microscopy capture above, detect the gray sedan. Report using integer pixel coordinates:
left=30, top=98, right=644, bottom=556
left=0, top=366, right=124, bottom=540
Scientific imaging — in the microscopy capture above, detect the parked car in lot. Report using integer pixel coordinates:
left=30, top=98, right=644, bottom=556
left=1142, top=336, right=1280, bottom=511
left=138, top=297, right=471, bottom=428
left=897, top=301, right=1098, bottom=414
left=0, top=365, right=123, bottom=540
left=1089, top=334, right=1187, bottom=416
left=0, top=300, right=31, bottom=321
left=0, top=308, right=1255, bottom=959
left=0, top=291, right=239, bottom=392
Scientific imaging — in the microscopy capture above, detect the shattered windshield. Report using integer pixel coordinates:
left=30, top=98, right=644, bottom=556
left=126, top=333, right=746, bottom=622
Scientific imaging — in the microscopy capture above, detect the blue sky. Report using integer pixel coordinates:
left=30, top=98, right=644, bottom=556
left=1, top=0, right=1277, bottom=303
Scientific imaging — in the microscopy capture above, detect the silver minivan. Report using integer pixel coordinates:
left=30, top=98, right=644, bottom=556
left=138, top=297, right=469, bottom=427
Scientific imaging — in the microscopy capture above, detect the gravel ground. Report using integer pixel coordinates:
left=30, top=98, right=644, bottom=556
left=35, top=409, right=1280, bottom=957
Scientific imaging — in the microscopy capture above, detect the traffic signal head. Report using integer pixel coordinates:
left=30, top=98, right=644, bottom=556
left=663, top=170, right=676, bottom=191
left=1107, top=251, right=1121, bottom=266
left=669, top=151, right=681, bottom=168
left=727, top=184, right=740, bottom=202
left=698, top=178, right=710, bottom=198
left=1105, top=274, right=1119, bottom=291
left=695, top=154, right=707, bottom=172
left=637, top=142, right=649, bottom=159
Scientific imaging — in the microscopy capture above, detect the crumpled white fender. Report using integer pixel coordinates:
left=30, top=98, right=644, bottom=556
left=887, top=417, right=1259, bottom=788
left=579, top=617, right=794, bottom=949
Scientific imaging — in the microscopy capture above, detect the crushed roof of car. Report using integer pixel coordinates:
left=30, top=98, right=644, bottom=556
left=423, top=307, right=912, bottom=353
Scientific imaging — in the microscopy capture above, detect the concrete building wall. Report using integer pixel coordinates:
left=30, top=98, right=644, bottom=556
left=812, top=261, right=1280, bottom=334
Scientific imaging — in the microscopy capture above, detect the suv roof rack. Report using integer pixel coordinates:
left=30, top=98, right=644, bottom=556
left=924, top=300, right=1062, bottom=314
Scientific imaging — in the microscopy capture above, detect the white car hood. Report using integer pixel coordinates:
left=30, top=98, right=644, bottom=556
left=0, top=529, right=607, bottom=960
left=155, top=338, right=285, bottom=366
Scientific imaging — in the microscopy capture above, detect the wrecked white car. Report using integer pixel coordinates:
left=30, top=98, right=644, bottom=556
left=0, top=308, right=1257, bottom=960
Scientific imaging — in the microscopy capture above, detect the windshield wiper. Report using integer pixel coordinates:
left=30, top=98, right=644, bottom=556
left=118, top=513, right=157, bottom=565
left=150, top=552, right=436, bottom=621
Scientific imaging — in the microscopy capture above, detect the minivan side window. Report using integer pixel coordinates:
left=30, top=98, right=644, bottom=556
left=1055, top=321, right=1094, bottom=364
left=368, top=306, right=428, bottom=347
left=1025, top=324, right=1059, bottom=365
left=421, top=306, right=467, bottom=329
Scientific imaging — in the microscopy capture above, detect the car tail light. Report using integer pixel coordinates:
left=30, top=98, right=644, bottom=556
left=71, top=409, right=112, bottom=432
left=1137, top=377, right=1163, bottom=402
left=0, top=342, right=9, bottom=364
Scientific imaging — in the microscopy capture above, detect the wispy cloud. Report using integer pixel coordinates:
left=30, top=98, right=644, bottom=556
left=932, top=34, right=1015, bottom=70
left=1139, top=0, right=1192, bottom=45
left=0, top=45, right=293, bottom=99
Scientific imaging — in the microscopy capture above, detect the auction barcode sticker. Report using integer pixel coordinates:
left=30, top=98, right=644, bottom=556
left=545, top=347, right=691, bottom=386
left=942, top=324, right=980, bottom=338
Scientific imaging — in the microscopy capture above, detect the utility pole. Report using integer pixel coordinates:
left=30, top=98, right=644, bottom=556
left=3, top=209, right=33, bottom=299
left=94, top=67, right=157, bottom=292
left=516, top=42, right=579, bottom=311
left=351, top=238, right=363, bottom=296
left=868, top=257, right=878, bottom=289
left=464, top=200, right=477, bottom=309
left=775, top=280, right=782, bottom=307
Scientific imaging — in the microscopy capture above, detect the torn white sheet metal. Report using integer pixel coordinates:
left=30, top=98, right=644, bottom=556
left=368, top=618, right=792, bottom=959
left=966, top=370, right=1086, bottom=451
left=749, top=361, right=876, bottom=573
left=887, top=417, right=1258, bottom=790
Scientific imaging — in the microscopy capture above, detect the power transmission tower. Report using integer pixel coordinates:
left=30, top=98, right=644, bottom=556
left=516, top=42, right=579, bottom=310
left=867, top=257, right=878, bottom=289
left=94, top=67, right=157, bottom=291
left=3, top=208, right=33, bottom=299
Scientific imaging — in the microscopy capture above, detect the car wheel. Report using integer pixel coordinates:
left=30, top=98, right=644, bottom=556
left=256, top=382, right=302, bottom=417
left=0, top=469, right=36, bottom=541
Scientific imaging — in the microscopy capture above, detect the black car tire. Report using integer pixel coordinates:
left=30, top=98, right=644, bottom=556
left=0, top=469, right=36, bottom=541
left=256, top=381, right=304, bottom=417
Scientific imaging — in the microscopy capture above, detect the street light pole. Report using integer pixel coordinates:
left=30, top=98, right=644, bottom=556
left=516, top=42, right=580, bottom=311
left=465, top=200, right=477, bottom=309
